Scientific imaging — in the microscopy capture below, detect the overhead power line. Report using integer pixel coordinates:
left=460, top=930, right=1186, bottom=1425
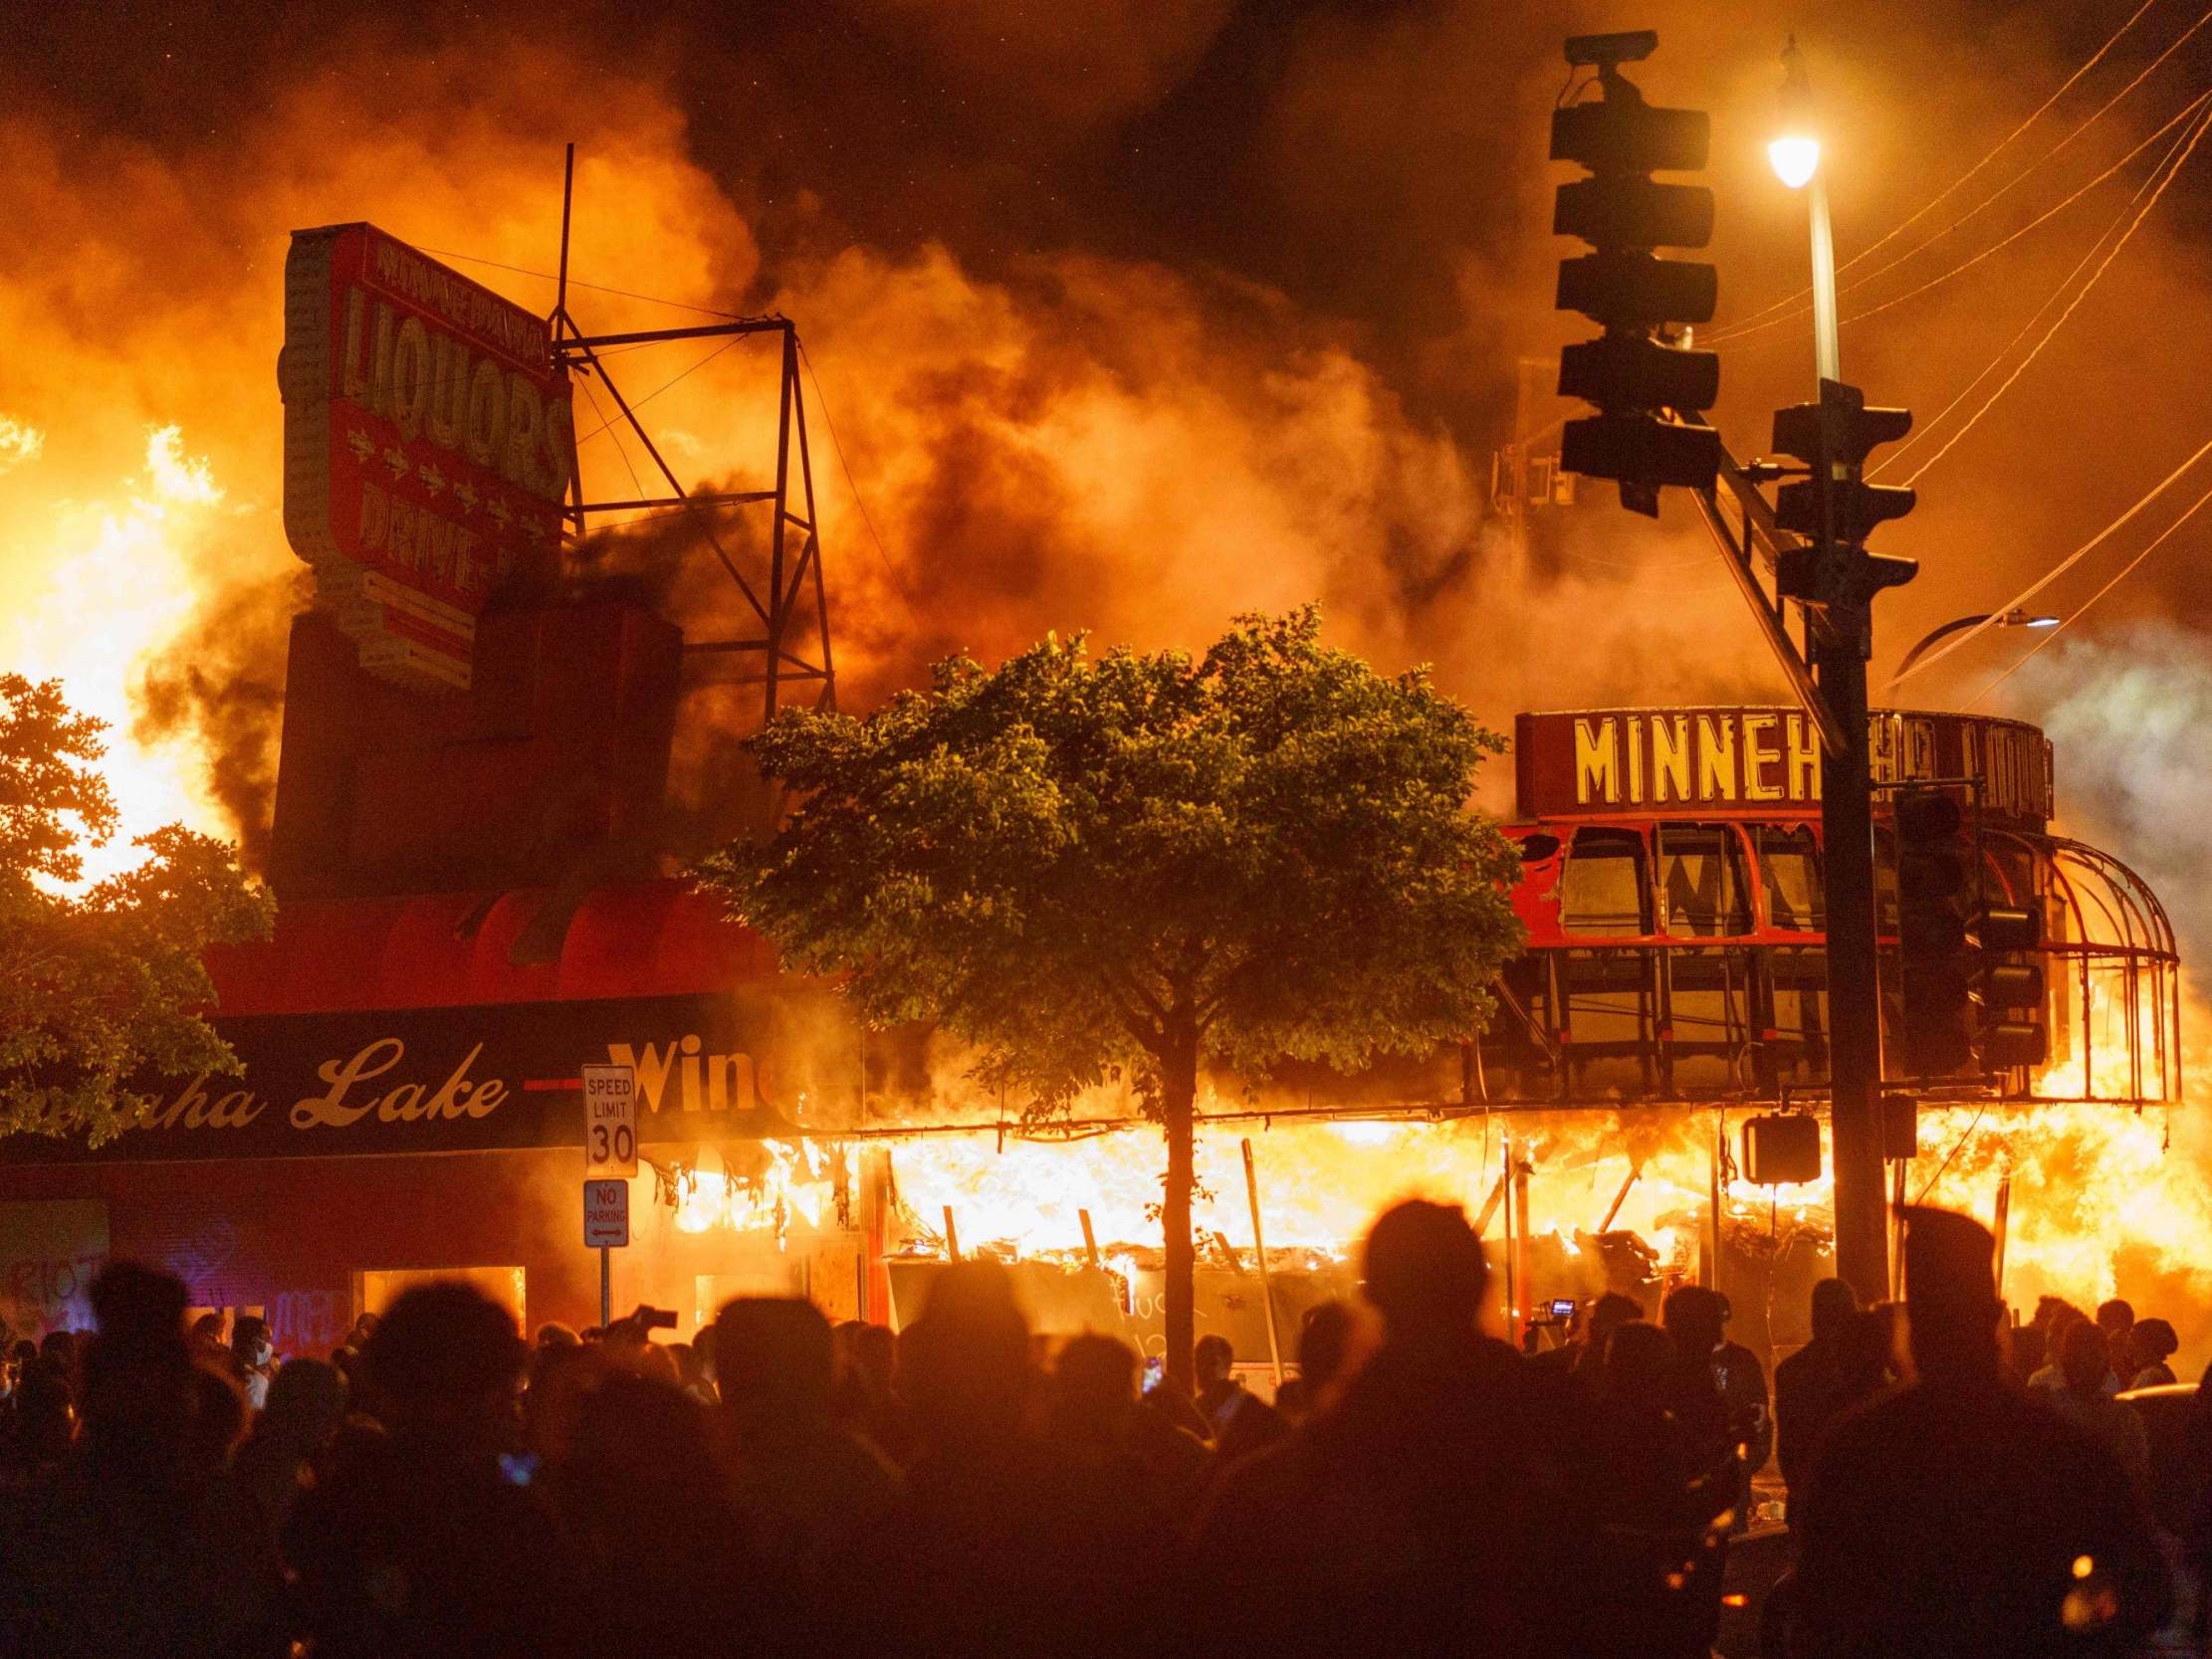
left=1873, top=92, right=2212, bottom=485
left=414, top=244, right=755, bottom=320
left=1967, top=476, right=2212, bottom=706
left=1888, top=427, right=2212, bottom=688
left=1714, top=0, right=2173, bottom=334
left=1713, top=85, right=2212, bottom=348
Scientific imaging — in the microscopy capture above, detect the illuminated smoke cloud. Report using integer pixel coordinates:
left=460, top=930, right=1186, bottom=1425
left=2013, top=618, right=2212, bottom=968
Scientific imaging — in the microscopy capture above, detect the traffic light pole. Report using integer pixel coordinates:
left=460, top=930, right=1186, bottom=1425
left=1798, top=176, right=1887, bottom=1306
left=1815, top=604, right=1890, bottom=1305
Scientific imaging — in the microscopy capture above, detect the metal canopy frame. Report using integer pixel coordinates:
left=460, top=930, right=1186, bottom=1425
left=547, top=144, right=835, bottom=725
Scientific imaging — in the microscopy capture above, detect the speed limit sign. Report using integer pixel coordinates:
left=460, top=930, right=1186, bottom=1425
left=581, top=1064, right=637, bottom=1177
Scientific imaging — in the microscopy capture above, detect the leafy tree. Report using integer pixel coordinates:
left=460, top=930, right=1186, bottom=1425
left=0, top=676, right=273, bottom=1143
left=700, top=608, right=1523, bottom=1385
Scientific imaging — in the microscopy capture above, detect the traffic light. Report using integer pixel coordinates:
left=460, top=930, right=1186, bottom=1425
left=1971, top=903, right=2049, bottom=1070
left=1770, top=379, right=1919, bottom=605
left=1550, top=30, right=1720, bottom=516
left=1742, top=1112, right=1822, bottom=1184
left=1891, top=787, right=1973, bottom=1077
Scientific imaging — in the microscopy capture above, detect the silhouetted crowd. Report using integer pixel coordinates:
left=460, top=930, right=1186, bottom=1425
left=0, top=1198, right=2202, bottom=1658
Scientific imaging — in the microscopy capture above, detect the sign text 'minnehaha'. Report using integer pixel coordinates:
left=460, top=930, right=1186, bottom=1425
left=1514, top=707, right=2054, bottom=830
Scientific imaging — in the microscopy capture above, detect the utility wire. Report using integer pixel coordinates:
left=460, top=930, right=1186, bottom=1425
left=796, top=338, right=922, bottom=623
left=1965, top=476, right=2212, bottom=706
left=574, top=375, right=646, bottom=504
left=1712, top=84, right=2212, bottom=346
left=1715, top=0, right=2167, bottom=333
left=572, top=334, right=751, bottom=448
left=1888, top=427, right=2212, bottom=688
left=1872, top=94, right=2205, bottom=478
left=1876, top=93, right=2212, bottom=485
left=1830, top=6, right=2212, bottom=298
left=414, top=244, right=756, bottom=320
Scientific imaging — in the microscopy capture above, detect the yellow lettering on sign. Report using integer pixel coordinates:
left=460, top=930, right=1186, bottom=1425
left=607, top=1042, right=679, bottom=1112
left=1786, top=712, right=1821, bottom=801
left=707, top=1053, right=759, bottom=1114
left=1575, top=718, right=1620, bottom=805
left=1743, top=713, right=1782, bottom=801
left=292, top=1039, right=404, bottom=1130
left=1652, top=717, right=1690, bottom=804
left=1697, top=714, right=1737, bottom=801
left=1627, top=716, right=1645, bottom=803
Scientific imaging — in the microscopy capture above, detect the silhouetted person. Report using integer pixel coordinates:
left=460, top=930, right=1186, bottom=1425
left=1275, top=1297, right=1358, bottom=1422
left=231, top=1357, right=346, bottom=1539
left=550, top=1369, right=758, bottom=1659
left=1192, top=1199, right=1560, bottom=1655
left=1047, top=1333, right=1206, bottom=1515
left=2095, top=1297, right=2134, bottom=1354
left=285, top=1281, right=584, bottom=1659
left=1659, top=1286, right=1739, bottom=1521
left=830, top=1318, right=911, bottom=1464
left=1774, top=1277, right=1860, bottom=1524
left=0, top=1358, right=73, bottom=1490
left=1139, top=1363, right=1215, bottom=1442
left=1527, top=1290, right=1643, bottom=1403
left=1195, top=1330, right=1286, bottom=1473
left=0, top=1262, right=271, bottom=1658
left=708, top=1297, right=895, bottom=1606
left=860, top=1261, right=1166, bottom=1658
left=2044, top=1323, right=2149, bottom=1490
left=1570, top=1320, right=1715, bottom=1658
left=1791, top=1207, right=2169, bottom=1657
left=2121, top=1317, right=2178, bottom=1388
left=1710, top=1292, right=1772, bottom=1481
left=2026, top=1298, right=2095, bottom=1393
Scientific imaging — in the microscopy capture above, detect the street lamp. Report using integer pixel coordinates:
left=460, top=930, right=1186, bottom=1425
left=1890, top=608, right=2061, bottom=685
left=1770, top=39, right=1840, bottom=382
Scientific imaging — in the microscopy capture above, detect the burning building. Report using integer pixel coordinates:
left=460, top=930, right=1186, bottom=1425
left=0, top=219, right=2196, bottom=1378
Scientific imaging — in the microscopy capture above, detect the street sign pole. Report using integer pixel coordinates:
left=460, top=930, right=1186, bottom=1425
left=582, top=1177, right=631, bottom=1328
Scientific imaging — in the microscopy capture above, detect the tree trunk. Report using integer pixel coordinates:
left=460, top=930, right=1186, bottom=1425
left=1160, top=1039, right=1198, bottom=1393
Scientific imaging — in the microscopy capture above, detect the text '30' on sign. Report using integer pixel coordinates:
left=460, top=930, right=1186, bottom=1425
left=581, top=1063, right=637, bottom=1177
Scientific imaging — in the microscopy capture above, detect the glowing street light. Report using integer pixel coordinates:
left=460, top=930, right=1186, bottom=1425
left=1771, top=38, right=1839, bottom=383
left=1769, top=132, right=1821, bottom=189
left=1770, top=38, right=1821, bottom=188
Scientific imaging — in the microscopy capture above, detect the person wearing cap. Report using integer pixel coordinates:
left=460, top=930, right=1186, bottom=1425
left=1790, top=1207, right=2169, bottom=1657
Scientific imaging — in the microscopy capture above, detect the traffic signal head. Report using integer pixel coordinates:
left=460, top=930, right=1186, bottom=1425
left=1770, top=379, right=1920, bottom=595
left=1559, top=331, right=1719, bottom=410
left=1890, top=787, right=1975, bottom=1079
left=1742, top=1113, right=1822, bottom=1184
left=1549, top=33, right=1719, bottom=513
left=1971, top=903, right=2048, bottom=1070
left=1560, top=411, right=1721, bottom=492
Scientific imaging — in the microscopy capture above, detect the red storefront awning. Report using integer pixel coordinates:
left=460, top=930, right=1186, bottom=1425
left=202, top=879, right=779, bottom=1016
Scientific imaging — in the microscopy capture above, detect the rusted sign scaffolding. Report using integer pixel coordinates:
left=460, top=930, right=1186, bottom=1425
left=548, top=144, right=835, bottom=724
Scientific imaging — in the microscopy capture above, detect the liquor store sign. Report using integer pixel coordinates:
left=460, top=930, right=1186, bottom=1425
left=0, top=992, right=820, bottom=1165
left=1515, top=707, right=2054, bottom=830
left=280, top=223, right=574, bottom=692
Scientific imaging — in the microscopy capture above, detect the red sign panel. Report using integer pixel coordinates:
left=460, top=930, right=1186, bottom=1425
left=280, top=224, right=573, bottom=691
left=1515, top=707, right=2053, bottom=829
